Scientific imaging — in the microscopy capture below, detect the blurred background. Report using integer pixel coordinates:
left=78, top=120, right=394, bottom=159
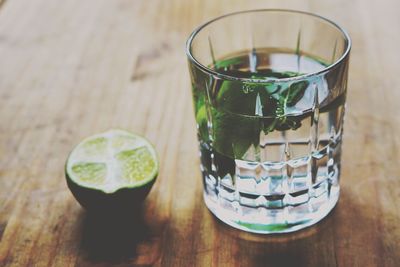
left=0, top=0, right=399, bottom=266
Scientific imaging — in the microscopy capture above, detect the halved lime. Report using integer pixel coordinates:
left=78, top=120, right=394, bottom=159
left=65, top=129, right=158, bottom=211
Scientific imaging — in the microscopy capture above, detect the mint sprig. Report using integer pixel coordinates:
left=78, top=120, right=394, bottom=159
left=263, top=80, right=309, bottom=133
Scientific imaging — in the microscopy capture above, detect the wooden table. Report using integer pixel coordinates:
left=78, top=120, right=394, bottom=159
left=0, top=0, right=399, bottom=266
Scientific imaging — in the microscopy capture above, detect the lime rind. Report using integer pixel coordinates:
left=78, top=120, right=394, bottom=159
left=66, top=129, right=158, bottom=194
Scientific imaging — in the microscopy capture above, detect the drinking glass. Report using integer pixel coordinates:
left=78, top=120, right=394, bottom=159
left=186, top=9, right=351, bottom=233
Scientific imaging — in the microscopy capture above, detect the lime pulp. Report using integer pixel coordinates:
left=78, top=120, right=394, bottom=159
left=66, top=129, right=158, bottom=194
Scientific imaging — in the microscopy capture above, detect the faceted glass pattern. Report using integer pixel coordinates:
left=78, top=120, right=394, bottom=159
left=187, top=10, right=351, bottom=233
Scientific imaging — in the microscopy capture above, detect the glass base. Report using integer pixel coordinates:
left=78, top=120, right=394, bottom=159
left=204, top=188, right=339, bottom=234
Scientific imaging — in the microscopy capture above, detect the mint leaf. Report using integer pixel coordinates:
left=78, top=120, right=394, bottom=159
left=212, top=109, right=260, bottom=159
left=196, top=105, right=209, bottom=142
left=280, top=81, right=309, bottom=107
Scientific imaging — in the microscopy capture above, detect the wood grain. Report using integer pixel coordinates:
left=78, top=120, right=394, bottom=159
left=0, top=0, right=399, bottom=266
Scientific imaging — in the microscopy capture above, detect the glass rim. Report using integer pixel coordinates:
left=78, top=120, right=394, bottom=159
left=185, top=9, right=351, bottom=83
